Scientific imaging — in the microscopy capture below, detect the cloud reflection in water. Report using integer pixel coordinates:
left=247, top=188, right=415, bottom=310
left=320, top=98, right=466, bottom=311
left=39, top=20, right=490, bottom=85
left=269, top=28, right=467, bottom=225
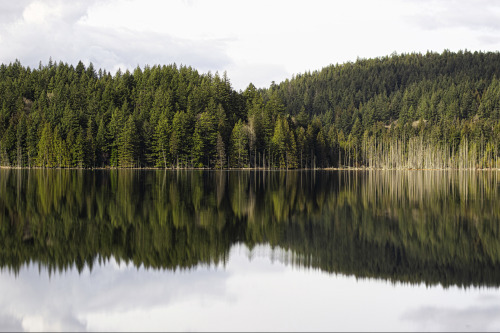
left=0, top=244, right=499, bottom=332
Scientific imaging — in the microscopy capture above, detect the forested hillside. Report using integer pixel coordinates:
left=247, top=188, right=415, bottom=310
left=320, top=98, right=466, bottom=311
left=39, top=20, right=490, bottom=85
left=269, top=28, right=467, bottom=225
left=1, top=50, right=500, bottom=169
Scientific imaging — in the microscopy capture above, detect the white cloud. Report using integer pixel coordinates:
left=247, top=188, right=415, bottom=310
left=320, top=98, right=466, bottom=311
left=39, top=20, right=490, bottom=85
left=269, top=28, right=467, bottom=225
left=401, top=304, right=500, bottom=331
left=0, top=0, right=232, bottom=83
left=227, top=62, right=290, bottom=92
left=22, top=1, right=58, bottom=25
left=0, top=1, right=31, bottom=25
left=1, top=0, right=500, bottom=90
left=408, top=0, right=500, bottom=32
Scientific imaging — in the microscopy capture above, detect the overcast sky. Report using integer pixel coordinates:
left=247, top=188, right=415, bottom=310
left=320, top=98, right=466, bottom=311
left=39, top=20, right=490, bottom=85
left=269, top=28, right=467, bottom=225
left=0, top=0, right=500, bottom=90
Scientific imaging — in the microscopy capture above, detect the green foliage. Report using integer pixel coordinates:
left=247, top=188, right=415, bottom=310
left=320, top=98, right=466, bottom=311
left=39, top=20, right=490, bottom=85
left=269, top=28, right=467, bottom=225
left=192, top=105, right=218, bottom=167
left=36, top=123, right=54, bottom=167
left=1, top=51, right=500, bottom=169
left=117, top=115, right=138, bottom=168
left=230, top=119, right=249, bottom=168
left=170, top=111, right=191, bottom=167
left=271, top=116, right=297, bottom=168
left=153, top=114, right=171, bottom=168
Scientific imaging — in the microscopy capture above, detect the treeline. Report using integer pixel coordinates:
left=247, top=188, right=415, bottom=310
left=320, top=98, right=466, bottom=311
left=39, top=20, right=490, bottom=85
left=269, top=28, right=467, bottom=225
left=1, top=50, right=500, bottom=169
left=2, top=169, right=500, bottom=286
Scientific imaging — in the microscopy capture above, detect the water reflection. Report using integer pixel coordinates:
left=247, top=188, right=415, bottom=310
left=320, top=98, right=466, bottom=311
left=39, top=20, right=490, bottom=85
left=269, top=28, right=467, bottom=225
left=1, top=245, right=500, bottom=331
left=1, top=169, right=500, bottom=287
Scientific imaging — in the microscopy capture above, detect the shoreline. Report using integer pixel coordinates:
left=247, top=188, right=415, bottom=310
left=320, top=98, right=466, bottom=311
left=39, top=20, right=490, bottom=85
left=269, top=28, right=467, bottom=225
left=1, top=166, right=500, bottom=171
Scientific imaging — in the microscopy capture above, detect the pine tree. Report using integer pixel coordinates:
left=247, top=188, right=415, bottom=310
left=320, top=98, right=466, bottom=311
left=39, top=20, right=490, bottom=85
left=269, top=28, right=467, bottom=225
left=66, top=129, right=76, bottom=167
left=96, top=118, right=108, bottom=167
left=170, top=111, right=190, bottom=168
left=230, top=120, right=249, bottom=168
left=192, top=108, right=217, bottom=167
left=118, top=115, right=138, bottom=168
left=85, top=116, right=96, bottom=168
left=108, top=105, right=124, bottom=167
left=37, top=123, right=54, bottom=167
left=271, top=116, right=288, bottom=168
left=153, top=114, right=171, bottom=168
left=73, top=130, right=85, bottom=168
left=296, top=127, right=307, bottom=169
left=216, top=132, right=226, bottom=169
left=53, top=126, right=64, bottom=167
left=16, top=113, right=28, bottom=167
left=315, top=130, right=327, bottom=168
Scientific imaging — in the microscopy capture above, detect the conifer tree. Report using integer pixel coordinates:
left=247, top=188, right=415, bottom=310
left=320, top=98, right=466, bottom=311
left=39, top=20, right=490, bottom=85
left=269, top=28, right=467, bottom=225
left=153, top=114, right=171, bottom=168
left=73, top=130, right=85, bottom=168
left=118, top=115, right=138, bottom=168
left=216, top=132, right=226, bottom=169
left=86, top=116, right=96, bottom=168
left=37, top=123, right=54, bottom=167
left=170, top=111, right=191, bottom=168
left=16, top=113, right=27, bottom=167
left=230, top=120, right=249, bottom=168
left=96, top=118, right=108, bottom=167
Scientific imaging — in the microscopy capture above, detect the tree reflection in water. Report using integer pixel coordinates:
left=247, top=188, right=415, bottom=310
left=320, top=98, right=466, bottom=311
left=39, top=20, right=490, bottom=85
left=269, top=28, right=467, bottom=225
left=1, top=169, right=499, bottom=287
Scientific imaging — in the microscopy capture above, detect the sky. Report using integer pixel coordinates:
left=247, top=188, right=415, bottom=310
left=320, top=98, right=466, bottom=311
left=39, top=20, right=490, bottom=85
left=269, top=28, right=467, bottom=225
left=0, top=0, right=500, bottom=91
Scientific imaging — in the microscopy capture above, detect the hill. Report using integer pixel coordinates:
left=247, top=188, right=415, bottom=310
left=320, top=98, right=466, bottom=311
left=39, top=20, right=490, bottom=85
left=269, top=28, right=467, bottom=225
left=1, top=50, right=500, bottom=169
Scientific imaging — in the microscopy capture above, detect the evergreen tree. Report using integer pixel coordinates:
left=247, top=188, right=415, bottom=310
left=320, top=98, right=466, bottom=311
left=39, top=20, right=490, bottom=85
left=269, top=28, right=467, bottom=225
left=271, top=116, right=288, bottom=168
left=96, top=118, right=108, bottom=167
left=118, top=115, right=138, bottom=168
left=216, top=132, right=226, bottom=169
left=230, top=120, right=249, bottom=168
left=15, top=113, right=28, bottom=167
left=37, top=123, right=54, bottom=167
left=86, top=116, right=96, bottom=167
left=153, top=114, right=171, bottom=168
left=296, top=127, right=307, bottom=169
left=0, top=53, right=499, bottom=170
left=73, top=130, right=85, bottom=168
left=192, top=107, right=217, bottom=167
left=170, top=111, right=191, bottom=167
left=53, top=126, right=64, bottom=167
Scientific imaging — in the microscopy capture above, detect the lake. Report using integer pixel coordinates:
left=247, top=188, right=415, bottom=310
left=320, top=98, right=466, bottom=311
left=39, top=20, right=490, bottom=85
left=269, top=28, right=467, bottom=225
left=1, top=169, right=500, bottom=331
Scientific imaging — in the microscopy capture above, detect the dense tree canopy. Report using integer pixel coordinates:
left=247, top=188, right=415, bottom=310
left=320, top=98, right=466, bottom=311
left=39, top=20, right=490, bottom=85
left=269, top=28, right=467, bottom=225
left=1, top=50, right=500, bottom=169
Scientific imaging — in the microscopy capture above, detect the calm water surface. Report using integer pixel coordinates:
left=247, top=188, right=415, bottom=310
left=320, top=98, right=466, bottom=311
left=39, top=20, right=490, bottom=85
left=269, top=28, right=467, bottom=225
left=1, top=169, right=500, bottom=331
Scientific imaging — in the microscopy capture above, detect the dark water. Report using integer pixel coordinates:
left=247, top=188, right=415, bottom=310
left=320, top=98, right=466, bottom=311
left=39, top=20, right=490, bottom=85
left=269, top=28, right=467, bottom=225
left=1, top=169, right=500, bottom=331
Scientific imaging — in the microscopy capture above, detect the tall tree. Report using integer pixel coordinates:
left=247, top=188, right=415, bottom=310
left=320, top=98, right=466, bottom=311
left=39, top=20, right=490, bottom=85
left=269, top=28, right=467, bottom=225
left=37, top=123, right=54, bottom=167
left=230, top=120, right=249, bottom=168
left=153, top=114, right=171, bottom=168
left=118, top=115, right=138, bottom=168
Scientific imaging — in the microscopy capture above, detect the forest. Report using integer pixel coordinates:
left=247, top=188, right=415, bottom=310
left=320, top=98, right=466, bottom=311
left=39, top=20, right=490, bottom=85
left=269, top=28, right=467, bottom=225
left=1, top=50, right=500, bottom=169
